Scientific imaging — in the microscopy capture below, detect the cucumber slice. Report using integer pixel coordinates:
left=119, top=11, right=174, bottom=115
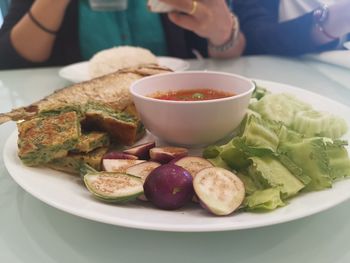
left=84, top=172, right=143, bottom=202
left=292, top=110, right=330, bottom=137
left=254, top=93, right=311, bottom=126
left=292, top=110, right=347, bottom=139
left=193, top=167, right=245, bottom=216
left=325, top=117, right=348, bottom=139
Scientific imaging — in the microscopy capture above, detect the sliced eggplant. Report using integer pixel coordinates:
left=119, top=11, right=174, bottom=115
left=193, top=167, right=245, bottom=216
left=103, top=151, right=139, bottom=160
left=123, top=141, right=156, bottom=159
left=126, top=161, right=161, bottom=181
left=126, top=161, right=161, bottom=201
left=84, top=172, right=143, bottom=202
left=150, top=147, right=188, bottom=164
left=173, top=156, right=214, bottom=203
left=143, top=164, right=194, bottom=210
left=103, top=159, right=145, bottom=173
left=173, top=156, right=214, bottom=179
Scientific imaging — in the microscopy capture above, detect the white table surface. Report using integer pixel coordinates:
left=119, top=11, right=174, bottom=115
left=1, top=55, right=350, bottom=263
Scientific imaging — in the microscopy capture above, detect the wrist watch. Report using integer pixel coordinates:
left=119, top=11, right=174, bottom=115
left=313, top=4, right=338, bottom=40
left=208, top=14, right=240, bottom=52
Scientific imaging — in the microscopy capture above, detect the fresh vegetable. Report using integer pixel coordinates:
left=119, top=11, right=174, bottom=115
left=203, top=92, right=350, bottom=212
left=193, top=167, right=245, bottom=216
left=150, top=147, right=188, bottom=163
left=123, top=141, right=156, bottom=159
left=250, top=84, right=270, bottom=100
left=126, top=161, right=161, bottom=181
left=248, top=156, right=304, bottom=198
left=143, top=164, right=194, bottom=210
left=173, top=156, right=213, bottom=178
left=84, top=172, right=143, bottom=202
left=126, top=161, right=161, bottom=201
left=325, top=140, right=350, bottom=180
left=103, top=159, right=145, bottom=173
left=292, top=110, right=348, bottom=139
left=243, top=188, right=284, bottom=211
left=250, top=93, right=310, bottom=126
left=279, top=137, right=338, bottom=191
left=103, top=151, right=139, bottom=160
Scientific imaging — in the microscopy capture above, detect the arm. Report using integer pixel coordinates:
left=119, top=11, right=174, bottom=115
left=312, top=0, right=350, bottom=45
left=11, top=0, right=71, bottom=62
left=0, top=0, right=70, bottom=69
left=0, top=0, right=34, bottom=69
left=235, top=0, right=340, bottom=56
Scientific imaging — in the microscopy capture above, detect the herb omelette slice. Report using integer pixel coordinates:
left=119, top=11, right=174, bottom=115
left=17, top=111, right=81, bottom=166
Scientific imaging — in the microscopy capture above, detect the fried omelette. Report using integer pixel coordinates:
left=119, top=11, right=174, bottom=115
left=48, top=147, right=109, bottom=175
left=17, top=111, right=81, bottom=166
left=73, top=132, right=110, bottom=153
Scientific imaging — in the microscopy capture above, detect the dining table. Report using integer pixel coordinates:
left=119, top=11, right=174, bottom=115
left=1, top=55, right=350, bottom=263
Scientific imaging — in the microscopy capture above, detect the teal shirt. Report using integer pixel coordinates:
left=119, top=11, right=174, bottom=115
left=79, top=0, right=167, bottom=60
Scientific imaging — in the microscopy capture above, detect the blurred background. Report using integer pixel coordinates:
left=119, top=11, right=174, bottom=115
left=0, top=0, right=10, bottom=27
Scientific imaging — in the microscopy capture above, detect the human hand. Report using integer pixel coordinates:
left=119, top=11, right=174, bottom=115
left=159, top=0, right=234, bottom=46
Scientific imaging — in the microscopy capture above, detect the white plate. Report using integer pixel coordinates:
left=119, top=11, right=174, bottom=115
left=4, top=80, right=350, bottom=232
left=59, top=56, right=190, bottom=83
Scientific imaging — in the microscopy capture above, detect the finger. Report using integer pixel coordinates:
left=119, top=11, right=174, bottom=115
left=159, top=0, right=193, bottom=14
left=168, top=12, right=199, bottom=32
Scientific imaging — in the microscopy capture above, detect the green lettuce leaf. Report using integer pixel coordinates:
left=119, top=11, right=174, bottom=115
left=243, top=188, right=285, bottom=211
left=279, top=137, right=332, bottom=191
left=248, top=156, right=305, bottom=199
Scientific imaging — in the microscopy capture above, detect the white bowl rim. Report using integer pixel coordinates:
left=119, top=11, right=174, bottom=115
left=130, top=70, right=255, bottom=105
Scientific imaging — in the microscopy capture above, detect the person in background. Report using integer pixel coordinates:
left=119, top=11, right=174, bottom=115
left=234, top=0, right=350, bottom=56
left=0, top=0, right=245, bottom=69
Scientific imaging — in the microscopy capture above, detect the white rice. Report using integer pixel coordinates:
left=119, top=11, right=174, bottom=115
left=89, top=46, right=158, bottom=78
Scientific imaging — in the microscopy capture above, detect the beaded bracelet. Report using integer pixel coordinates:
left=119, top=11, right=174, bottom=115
left=28, top=10, right=58, bottom=35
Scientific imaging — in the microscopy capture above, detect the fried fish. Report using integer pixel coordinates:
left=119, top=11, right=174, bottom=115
left=0, top=64, right=172, bottom=124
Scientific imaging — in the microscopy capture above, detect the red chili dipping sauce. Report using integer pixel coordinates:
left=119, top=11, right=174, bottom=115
left=151, top=89, right=234, bottom=101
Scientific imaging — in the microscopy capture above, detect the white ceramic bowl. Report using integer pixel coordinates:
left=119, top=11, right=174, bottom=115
left=130, top=71, right=255, bottom=146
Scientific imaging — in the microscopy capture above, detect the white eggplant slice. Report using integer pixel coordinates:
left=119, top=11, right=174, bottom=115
left=174, top=156, right=214, bottom=179
left=193, top=167, right=245, bottom=216
left=174, top=156, right=213, bottom=203
left=84, top=172, right=143, bottom=202
left=126, top=161, right=161, bottom=201
left=123, top=141, right=156, bottom=160
left=126, top=161, right=161, bottom=181
left=150, top=147, right=188, bottom=163
left=103, top=159, right=145, bottom=173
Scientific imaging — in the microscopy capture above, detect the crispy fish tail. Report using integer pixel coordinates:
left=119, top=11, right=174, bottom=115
left=0, top=106, right=38, bottom=124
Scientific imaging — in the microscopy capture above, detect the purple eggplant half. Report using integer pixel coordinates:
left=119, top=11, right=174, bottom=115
left=150, top=147, right=188, bottom=164
left=123, top=141, right=156, bottom=160
left=143, top=164, right=194, bottom=210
